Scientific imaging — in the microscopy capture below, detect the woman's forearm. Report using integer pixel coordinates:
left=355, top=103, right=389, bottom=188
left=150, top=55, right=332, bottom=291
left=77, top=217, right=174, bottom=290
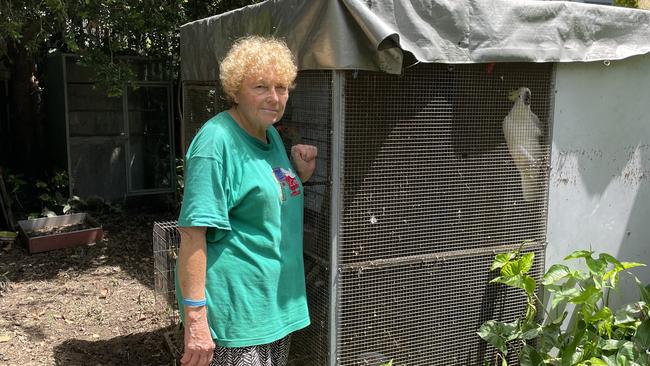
left=177, top=226, right=215, bottom=364
left=178, top=226, right=208, bottom=316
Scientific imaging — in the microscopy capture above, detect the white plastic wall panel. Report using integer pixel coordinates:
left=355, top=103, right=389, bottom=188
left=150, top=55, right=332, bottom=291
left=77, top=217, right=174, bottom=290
left=548, top=53, right=650, bottom=307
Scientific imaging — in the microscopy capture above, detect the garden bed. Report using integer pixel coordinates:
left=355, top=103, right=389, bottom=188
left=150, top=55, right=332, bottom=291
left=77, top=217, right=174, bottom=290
left=18, top=213, right=103, bottom=253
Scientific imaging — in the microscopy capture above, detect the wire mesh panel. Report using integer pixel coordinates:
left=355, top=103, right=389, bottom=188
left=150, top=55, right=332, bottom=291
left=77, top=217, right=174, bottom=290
left=69, top=137, right=127, bottom=199
left=336, top=243, right=545, bottom=366
left=280, top=70, right=333, bottom=366
left=342, top=63, right=554, bottom=263
left=181, top=82, right=227, bottom=154
left=153, top=220, right=180, bottom=309
left=280, top=71, right=333, bottom=261
left=336, top=63, right=554, bottom=365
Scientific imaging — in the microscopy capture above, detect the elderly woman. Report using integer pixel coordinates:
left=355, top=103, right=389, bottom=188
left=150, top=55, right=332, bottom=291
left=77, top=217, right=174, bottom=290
left=176, top=36, right=317, bottom=366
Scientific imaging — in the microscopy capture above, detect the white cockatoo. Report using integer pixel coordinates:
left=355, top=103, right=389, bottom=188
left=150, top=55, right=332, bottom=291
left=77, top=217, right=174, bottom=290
left=502, top=87, right=542, bottom=201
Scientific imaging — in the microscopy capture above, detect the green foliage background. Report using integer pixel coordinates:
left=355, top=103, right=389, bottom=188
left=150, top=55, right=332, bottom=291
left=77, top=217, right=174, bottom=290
left=0, top=0, right=261, bottom=95
left=614, top=0, right=640, bottom=8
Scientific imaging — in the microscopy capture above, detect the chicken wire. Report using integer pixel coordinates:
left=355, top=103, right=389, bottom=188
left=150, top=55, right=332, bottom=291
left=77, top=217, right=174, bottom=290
left=153, top=220, right=180, bottom=311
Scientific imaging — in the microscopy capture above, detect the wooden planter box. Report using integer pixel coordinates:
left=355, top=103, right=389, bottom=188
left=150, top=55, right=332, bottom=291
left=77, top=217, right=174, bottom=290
left=18, top=213, right=103, bottom=253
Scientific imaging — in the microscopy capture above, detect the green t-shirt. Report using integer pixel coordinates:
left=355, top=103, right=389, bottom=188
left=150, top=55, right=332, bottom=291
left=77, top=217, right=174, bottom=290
left=176, top=111, right=310, bottom=347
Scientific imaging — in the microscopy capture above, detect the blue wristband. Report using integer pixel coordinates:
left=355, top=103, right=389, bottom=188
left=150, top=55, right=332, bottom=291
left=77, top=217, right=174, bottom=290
left=182, top=298, right=207, bottom=307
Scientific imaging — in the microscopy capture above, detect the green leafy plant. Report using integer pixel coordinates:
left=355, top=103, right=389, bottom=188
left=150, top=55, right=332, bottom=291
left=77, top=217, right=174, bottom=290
left=614, top=0, right=640, bottom=8
left=4, top=171, right=27, bottom=211
left=32, top=170, right=84, bottom=218
left=478, top=247, right=650, bottom=365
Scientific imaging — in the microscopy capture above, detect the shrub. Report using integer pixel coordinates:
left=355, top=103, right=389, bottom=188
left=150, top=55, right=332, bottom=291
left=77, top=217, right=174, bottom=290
left=478, top=247, right=650, bottom=365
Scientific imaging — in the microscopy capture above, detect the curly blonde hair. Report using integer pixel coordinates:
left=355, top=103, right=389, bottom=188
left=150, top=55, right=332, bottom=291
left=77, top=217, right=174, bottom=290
left=219, top=36, right=297, bottom=104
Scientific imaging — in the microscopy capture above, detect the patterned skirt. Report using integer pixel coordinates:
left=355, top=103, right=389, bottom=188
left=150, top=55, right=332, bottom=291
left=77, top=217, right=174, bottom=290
left=209, top=335, right=291, bottom=366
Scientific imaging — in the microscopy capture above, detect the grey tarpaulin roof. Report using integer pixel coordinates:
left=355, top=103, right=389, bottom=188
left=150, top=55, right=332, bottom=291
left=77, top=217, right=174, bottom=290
left=180, top=0, right=650, bottom=81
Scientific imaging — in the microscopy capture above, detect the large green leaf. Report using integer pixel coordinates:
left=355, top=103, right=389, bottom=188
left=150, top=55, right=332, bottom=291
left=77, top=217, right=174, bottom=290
left=543, top=264, right=572, bottom=285
left=600, top=354, right=617, bottom=366
left=571, top=286, right=601, bottom=305
left=598, top=338, right=625, bottom=351
left=604, top=270, right=619, bottom=289
left=501, top=260, right=524, bottom=277
left=586, top=257, right=608, bottom=276
left=614, top=302, right=645, bottom=325
left=546, top=284, right=562, bottom=293
left=586, top=358, right=609, bottom=365
left=492, top=273, right=534, bottom=293
left=540, top=318, right=563, bottom=353
left=615, top=341, right=635, bottom=366
left=520, top=323, right=542, bottom=340
left=561, top=328, right=586, bottom=366
left=620, top=262, right=645, bottom=270
left=567, top=347, right=585, bottom=366
left=477, top=320, right=517, bottom=355
left=583, top=306, right=613, bottom=335
left=524, top=275, right=537, bottom=296
left=566, top=250, right=593, bottom=260
left=635, top=277, right=650, bottom=304
left=599, top=253, right=623, bottom=268
left=572, top=270, right=591, bottom=281
left=520, top=345, right=545, bottom=366
left=633, top=318, right=650, bottom=349
left=604, top=261, right=644, bottom=288
left=492, top=252, right=517, bottom=271
left=552, top=287, right=581, bottom=309
left=520, top=253, right=535, bottom=273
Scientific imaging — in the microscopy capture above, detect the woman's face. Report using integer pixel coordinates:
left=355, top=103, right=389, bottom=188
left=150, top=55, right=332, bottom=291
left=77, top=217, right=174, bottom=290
left=234, top=72, right=290, bottom=131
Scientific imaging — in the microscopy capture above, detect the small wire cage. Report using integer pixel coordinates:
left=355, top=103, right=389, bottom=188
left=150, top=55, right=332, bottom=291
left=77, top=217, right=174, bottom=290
left=153, top=220, right=180, bottom=312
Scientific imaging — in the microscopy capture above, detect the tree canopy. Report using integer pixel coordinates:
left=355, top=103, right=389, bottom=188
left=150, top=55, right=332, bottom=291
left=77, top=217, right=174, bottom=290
left=1, top=0, right=260, bottom=94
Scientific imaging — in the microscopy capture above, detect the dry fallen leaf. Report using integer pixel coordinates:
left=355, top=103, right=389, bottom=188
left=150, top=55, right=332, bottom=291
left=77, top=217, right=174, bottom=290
left=62, top=315, right=73, bottom=324
left=99, top=287, right=109, bottom=299
left=91, top=334, right=100, bottom=339
left=0, top=333, right=11, bottom=342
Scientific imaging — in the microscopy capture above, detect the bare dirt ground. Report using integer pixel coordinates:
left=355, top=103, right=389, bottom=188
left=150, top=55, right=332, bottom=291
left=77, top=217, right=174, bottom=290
left=0, top=207, right=179, bottom=366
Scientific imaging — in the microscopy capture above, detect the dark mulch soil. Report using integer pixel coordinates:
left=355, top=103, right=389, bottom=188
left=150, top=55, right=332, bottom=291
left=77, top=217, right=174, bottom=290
left=0, top=206, right=179, bottom=366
